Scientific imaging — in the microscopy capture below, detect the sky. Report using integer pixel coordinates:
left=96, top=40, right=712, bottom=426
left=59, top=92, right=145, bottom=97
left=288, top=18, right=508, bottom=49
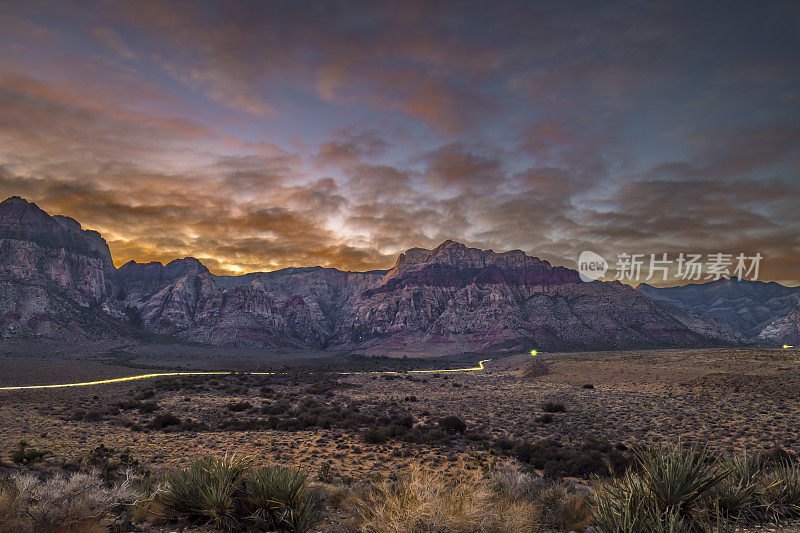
left=0, top=1, right=798, bottom=284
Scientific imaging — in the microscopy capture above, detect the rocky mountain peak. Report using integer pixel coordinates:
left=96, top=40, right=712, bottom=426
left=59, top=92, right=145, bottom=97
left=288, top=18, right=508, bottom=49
left=164, top=257, right=210, bottom=277
left=0, top=195, right=29, bottom=206
left=0, top=196, right=114, bottom=269
left=117, top=257, right=211, bottom=293
left=378, top=241, right=578, bottom=291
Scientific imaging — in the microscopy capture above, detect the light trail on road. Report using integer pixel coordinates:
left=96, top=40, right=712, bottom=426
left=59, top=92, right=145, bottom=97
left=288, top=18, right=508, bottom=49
left=0, top=359, right=492, bottom=391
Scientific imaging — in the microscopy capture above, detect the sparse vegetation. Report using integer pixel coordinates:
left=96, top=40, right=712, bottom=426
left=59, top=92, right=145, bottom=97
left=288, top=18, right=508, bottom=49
left=0, top=470, right=137, bottom=533
left=10, top=441, right=49, bottom=465
left=438, top=415, right=467, bottom=434
left=343, top=463, right=548, bottom=532
left=0, top=444, right=797, bottom=532
left=157, top=455, right=322, bottom=532
left=591, top=442, right=800, bottom=532
left=541, top=401, right=566, bottom=413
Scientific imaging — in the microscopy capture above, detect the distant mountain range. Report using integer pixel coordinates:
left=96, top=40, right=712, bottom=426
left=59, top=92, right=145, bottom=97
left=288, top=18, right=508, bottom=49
left=0, top=196, right=796, bottom=354
left=638, top=280, right=800, bottom=345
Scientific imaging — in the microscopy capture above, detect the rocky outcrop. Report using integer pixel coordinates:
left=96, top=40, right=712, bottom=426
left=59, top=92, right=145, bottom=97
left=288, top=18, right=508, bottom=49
left=0, top=197, right=121, bottom=339
left=758, top=303, right=800, bottom=345
left=0, top=196, right=752, bottom=352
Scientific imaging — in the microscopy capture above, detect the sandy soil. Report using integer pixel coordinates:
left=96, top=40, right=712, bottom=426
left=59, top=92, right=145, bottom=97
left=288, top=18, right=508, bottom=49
left=1, top=347, right=798, bottom=481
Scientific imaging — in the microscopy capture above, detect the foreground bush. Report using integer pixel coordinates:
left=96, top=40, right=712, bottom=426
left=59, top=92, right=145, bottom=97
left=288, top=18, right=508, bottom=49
left=0, top=471, right=136, bottom=533
left=342, top=462, right=589, bottom=532
left=244, top=466, right=323, bottom=532
left=591, top=442, right=800, bottom=532
left=158, top=455, right=249, bottom=530
left=157, top=455, right=323, bottom=532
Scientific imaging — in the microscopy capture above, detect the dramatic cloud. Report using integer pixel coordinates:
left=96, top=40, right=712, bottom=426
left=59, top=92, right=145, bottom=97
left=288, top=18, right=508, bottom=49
left=0, top=1, right=797, bottom=283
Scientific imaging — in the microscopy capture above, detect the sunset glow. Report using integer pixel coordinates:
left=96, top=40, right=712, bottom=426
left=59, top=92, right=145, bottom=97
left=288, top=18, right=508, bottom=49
left=0, top=2, right=797, bottom=283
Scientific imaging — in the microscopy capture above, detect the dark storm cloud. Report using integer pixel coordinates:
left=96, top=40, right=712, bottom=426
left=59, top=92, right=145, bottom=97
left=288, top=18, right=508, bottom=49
left=0, top=1, right=798, bottom=282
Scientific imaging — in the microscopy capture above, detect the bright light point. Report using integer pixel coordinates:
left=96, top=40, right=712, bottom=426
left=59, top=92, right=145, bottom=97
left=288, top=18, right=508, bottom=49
left=784, top=345, right=794, bottom=349
left=530, top=349, right=538, bottom=356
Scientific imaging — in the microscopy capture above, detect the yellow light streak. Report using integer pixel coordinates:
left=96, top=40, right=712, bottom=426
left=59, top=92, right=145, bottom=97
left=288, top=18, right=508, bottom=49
left=0, top=360, right=491, bottom=391
left=784, top=345, right=795, bottom=349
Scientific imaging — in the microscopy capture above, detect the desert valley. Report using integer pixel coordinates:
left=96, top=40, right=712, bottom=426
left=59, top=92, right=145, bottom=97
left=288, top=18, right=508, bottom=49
left=2, top=197, right=800, bottom=532
left=2, top=1, right=799, bottom=531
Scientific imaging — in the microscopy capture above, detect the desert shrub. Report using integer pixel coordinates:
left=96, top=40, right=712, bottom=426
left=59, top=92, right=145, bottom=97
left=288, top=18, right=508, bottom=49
left=242, top=466, right=323, bottom=532
left=514, top=438, right=628, bottom=478
left=83, top=409, right=104, bottom=422
left=523, top=360, right=551, bottom=378
left=148, top=412, right=181, bottom=430
left=0, top=471, right=137, bottom=533
left=583, top=383, right=595, bottom=389
left=541, top=401, right=565, bottom=413
left=138, top=401, right=160, bottom=414
left=417, top=428, right=452, bottom=446
left=84, top=444, right=144, bottom=483
left=158, top=455, right=249, bottom=530
left=227, top=401, right=252, bottom=412
left=438, top=415, right=467, bottom=434
left=362, top=426, right=393, bottom=444
left=10, top=441, right=49, bottom=464
left=761, top=445, right=794, bottom=465
left=491, top=464, right=590, bottom=531
left=343, top=463, right=541, bottom=532
left=535, top=413, right=554, bottom=424
left=117, top=399, right=142, bottom=410
left=0, top=478, right=24, bottom=533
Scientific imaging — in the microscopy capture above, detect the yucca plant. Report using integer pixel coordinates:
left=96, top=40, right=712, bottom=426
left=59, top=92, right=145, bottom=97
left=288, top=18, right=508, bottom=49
left=635, top=443, right=726, bottom=531
left=763, top=460, right=800, bottom=520
left=591, top=473, right=660, bottom=533
left=243, top=466, right=323, bottom=532
left=158, top=455, right=250, bottom=531
left=713, top=451, right=763, bottom=523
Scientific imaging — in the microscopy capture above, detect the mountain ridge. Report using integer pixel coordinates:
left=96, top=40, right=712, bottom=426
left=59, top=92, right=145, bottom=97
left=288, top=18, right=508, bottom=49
left=638, top=278, right=800, bottom=343
left=0, top=196, right=779, bottom=352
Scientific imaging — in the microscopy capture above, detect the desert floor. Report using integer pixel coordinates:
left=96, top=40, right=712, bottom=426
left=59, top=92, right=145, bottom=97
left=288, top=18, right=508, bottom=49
left=1, top=346, right=798, bottom=483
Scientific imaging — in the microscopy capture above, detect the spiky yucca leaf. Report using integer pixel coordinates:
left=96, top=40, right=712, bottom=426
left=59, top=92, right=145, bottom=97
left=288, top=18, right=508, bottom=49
left=763, top=461, right=800, bottom=520
left=243, top=466, right=323, bottom=533
left=636, top=443, right=726, bottom=528
left=158, top=455, right=249, bottom=531
left=714, top=451, right=763, bottom=523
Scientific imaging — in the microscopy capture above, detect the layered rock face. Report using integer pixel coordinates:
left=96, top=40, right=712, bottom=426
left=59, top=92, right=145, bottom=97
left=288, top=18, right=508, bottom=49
left=0, top=197, right=120, bottom=339
left=0, top=196, right=749, bottom=352
left=330, top=241, right=740, bottom=353
left=638, top=279, right=800, bottom=343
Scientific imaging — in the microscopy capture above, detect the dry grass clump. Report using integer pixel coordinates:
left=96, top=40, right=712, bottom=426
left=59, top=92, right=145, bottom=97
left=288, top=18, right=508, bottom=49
left=342, top=462, right=589, bottom=532
left=490, top=463, right=590, bottom=531
left=0, top=470, right=137, bottom=533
